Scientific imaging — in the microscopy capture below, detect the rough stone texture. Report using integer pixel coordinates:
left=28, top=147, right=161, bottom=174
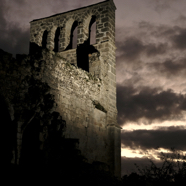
left=1, top=0, right=121, bottom=177
left=32, top=0, right=121, bottom=177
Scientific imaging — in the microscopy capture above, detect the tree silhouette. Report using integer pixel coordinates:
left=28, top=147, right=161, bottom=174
left=123, top=148, right=186, bottom=186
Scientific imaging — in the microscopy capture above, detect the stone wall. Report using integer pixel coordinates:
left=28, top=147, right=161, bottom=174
left=0, top=0, right=121, bottom=178
left=41, top=49, right=109, bottom=165
left=29, top=0, right=120, bottom=177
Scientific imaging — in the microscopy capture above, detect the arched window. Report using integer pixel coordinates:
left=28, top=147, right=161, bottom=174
left=76, top=16, right=98, bottom=72
left=72, top=25, right=78, bottom=49
left=53, top=27, right=60, bottom=52
left=89, top=16, right=96, bottom=45
left=66, top=21, right=78, bottom=50
left=42, top=30, right=48, bottom=48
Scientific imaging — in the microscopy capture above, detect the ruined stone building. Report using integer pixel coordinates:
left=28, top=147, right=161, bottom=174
left=0, top=0, right=121, bottom=178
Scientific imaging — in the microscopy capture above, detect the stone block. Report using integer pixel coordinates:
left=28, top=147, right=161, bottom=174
left=97, top=33, right=104, bottom=38
left=101, top=17, right=109, bottom=23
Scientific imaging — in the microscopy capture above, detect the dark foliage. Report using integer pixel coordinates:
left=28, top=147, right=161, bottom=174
left=122, top=149, right=186, bottom=186
left=0, top=49, right=121, bottom=185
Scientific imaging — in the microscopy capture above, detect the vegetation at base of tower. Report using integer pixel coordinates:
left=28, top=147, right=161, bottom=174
left=0, top=49, right=120, bottom=185
left=31, top=133, right=122, bottom=186
left=14, top=75, right=59, bottom=132
left=122, top=148, right=186, bottom=186
left=0, top=50, right=66, bottom=168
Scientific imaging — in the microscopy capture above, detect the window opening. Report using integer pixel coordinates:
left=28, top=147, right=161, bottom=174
left=76, top=16, right=97, bottom=72
left=66, top=21, right=78, bottom=50
left=42, top=30, right=48, bottom=48
left=72, top=26, right=78, bottom=49
left=88, top=16, right=96, bottom=45
left=53, top=27, right=60, bottom=52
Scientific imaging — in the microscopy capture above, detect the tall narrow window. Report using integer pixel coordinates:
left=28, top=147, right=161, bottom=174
left=89, top=16, right=96, bottom=45
left=72, top=26, right=78, bottom=49
left=42, top=30, right=48, bottom=48
left=66, top=21, right=78, bottom=50
left=53, top=27, right=60, bottom=52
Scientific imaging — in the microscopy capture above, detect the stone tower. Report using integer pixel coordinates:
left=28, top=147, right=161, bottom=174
left=29, top=0, right=121, bottom=177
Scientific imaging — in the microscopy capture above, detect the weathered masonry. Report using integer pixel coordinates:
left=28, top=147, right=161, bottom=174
left=29, top=0, right=121, bottom=177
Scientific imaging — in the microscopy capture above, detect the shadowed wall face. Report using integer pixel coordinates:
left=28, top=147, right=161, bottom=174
left=20, top=119, right=40, bottom=167
left=0, top=96, right=14, bottom=165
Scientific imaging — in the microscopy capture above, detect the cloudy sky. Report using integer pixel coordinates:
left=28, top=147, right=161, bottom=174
left=1, top=0, right=186, bottom=176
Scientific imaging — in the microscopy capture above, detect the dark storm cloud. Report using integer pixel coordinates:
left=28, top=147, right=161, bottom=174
left=138, top=21, right=153, bottom=29
left=116, top=37, right=167, bottom=63
left=145, top=43, right=167, bottom=56
left=136, top=21, right=186, bottom=52
left=137, top=21, right=182, bottom=39
left=174, top=15, right=186, bottom=24
left=0, top=0, right=29, bottom=55
left=116, top=37, right=145, bottom=61
left=144, top=24, right=186, bottom=50
left=157, top=125, right=186, bottom=131
left=117, top=85, right=186, bottom=124
left=153, top=1, right=170, bottom=13
left=121, top=128, right=186, bottom=151
left=150, top=58, right=186, bottom=76
left=171, top=28, right=186, bottom=50
left=147, top=0, right=178, bottom=14
left=0, top=24, right=29, bottom=55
